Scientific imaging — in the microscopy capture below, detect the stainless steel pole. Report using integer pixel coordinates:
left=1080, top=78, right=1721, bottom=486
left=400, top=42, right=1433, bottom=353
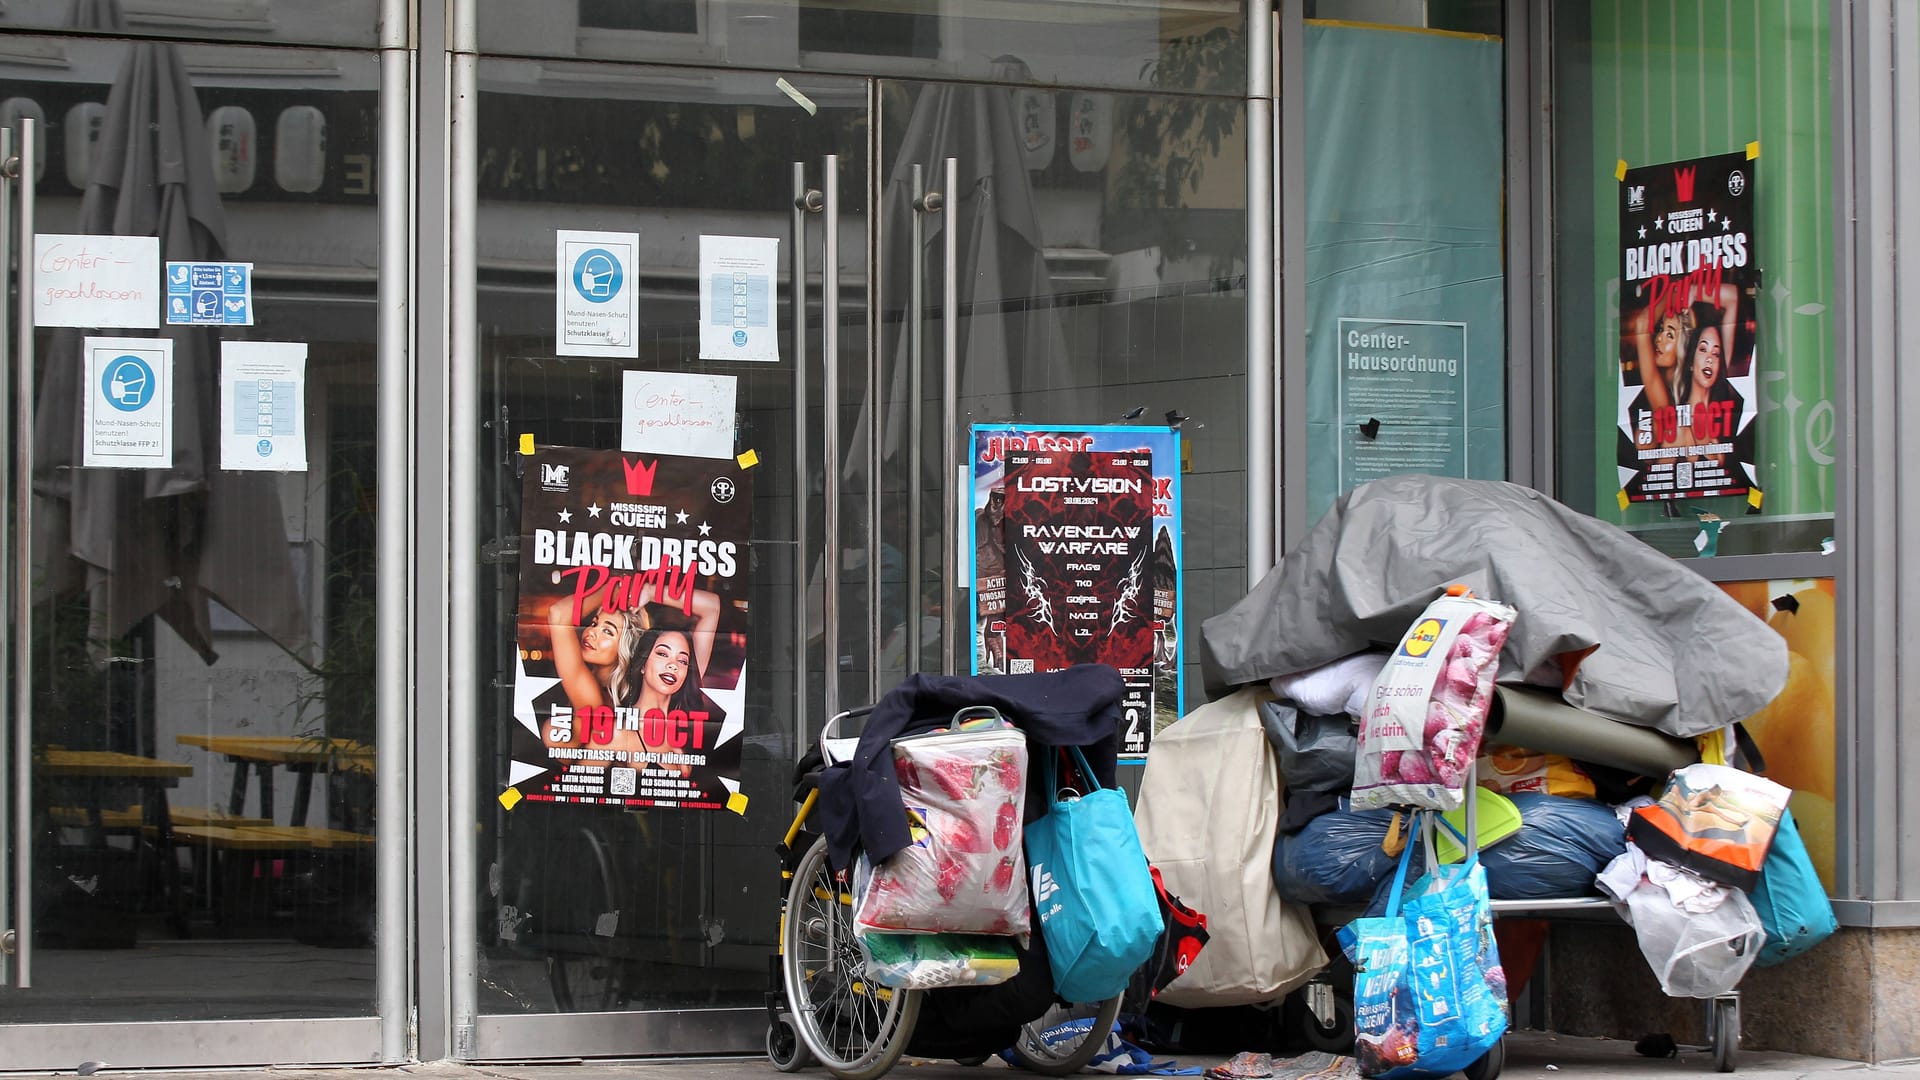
left=792, top=161, right=813, bottom=753
left=12, top=116, right=36, bottom=988
left=0, top=125, right=14, bottom=989
left=939, top=157, right=957, bottom=675
left=907, top=164, right=927, bottom=673
left=820, top=155, right=841, bottom=720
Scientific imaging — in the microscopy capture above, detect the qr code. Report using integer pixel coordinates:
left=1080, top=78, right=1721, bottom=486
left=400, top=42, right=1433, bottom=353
left=608, top=767, right=637, bottom=796
left=1009, top=658, right=1035, bottom=674
left=1675, top=461, right=1694, bottom=489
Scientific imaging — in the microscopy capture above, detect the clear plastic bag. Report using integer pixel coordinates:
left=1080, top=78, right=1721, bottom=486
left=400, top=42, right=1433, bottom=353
left=853, top=724, right=1031, bottom=936
left=1617, top=877, right=1764, bottom=998
left=857, top=928, right=1020, bottom=990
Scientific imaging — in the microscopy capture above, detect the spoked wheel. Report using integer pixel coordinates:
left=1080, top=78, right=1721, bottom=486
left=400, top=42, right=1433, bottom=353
left=1009, top=993, right=1124, bottom=1076
left=780, top=836, right=922, bottom=1080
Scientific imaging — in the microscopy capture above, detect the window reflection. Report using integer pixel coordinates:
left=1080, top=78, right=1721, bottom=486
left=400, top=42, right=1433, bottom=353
left=1, top=36, right=380, bottom=1022
left=477, top=0, right=1247, bottom=95
left=0, top=0, right=380, bottom=48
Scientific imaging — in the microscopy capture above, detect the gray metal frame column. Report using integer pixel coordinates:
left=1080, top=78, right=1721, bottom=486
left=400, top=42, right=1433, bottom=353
left=1505, top=1, right=1551, bottom=493
left=1246, top=0, right=1276, bottom=583
left=444, top=0, right=481, bottom=1058
left=1834, top=0, right=1913, bottom=908
left=412, top=0, right=456, bottom=1059
left=376, top=0, right=416, bottom=1061
left=1277, top=0, right=1308, bottom=549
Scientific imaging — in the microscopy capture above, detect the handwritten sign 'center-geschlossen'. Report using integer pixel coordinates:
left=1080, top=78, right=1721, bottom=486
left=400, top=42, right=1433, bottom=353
left=621, top=370, right=738, bottom=460
left=34, top=234, right=160, bottom=329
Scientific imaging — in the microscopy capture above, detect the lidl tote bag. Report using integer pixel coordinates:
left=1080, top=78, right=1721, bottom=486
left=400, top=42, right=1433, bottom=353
left=1025, top=746, right=1163, bottom=1004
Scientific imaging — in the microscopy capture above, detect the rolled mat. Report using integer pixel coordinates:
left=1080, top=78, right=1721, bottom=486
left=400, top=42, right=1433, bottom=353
left=1486, top=685, right=1699, bottom=777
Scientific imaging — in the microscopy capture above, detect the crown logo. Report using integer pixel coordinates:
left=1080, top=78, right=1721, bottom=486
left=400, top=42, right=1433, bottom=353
left=1673, top=165, right=1697, bottom=203
left=622, top=457, right=658, bottom=496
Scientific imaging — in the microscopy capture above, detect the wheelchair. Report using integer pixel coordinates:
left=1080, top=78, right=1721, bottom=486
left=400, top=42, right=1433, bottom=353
left=766, top=705, right=1123, bottom=1080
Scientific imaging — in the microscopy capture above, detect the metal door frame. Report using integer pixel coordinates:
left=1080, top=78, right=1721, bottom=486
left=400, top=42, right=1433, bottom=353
left=0, top=0, right=411, bottom=1066
left=441, top=40, right=892, bottom=1058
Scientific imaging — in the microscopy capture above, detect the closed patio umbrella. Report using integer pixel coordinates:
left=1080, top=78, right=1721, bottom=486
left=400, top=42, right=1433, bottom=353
left=34, top=0, right=309, bottom=662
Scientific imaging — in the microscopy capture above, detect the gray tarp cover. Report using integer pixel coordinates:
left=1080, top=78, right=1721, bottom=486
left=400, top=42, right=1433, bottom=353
left=1201, top=476, right=1788, bottom=738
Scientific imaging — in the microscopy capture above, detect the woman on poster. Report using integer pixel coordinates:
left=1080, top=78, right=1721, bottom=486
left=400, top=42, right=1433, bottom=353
left=1673, top=298, right=1751, bottom=468
left=542, top=578, right=723, bottom=772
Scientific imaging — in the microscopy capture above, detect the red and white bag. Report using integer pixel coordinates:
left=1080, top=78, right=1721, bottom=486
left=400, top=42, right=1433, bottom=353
left=1352, top=588, right=1516, bottom=812
left=853, top=721, right=1031, bottom=936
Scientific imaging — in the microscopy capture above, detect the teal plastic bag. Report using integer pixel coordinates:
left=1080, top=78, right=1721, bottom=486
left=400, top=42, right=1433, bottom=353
left=1025, top=746, right=1163, bottom=1004
left=1337, top=815, right=1508, bottom=1079
left=1751, top=808, right=1837, bottom=966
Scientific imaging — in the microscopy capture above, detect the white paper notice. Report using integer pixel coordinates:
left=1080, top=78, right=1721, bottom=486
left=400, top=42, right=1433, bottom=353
left=622, top=370, right=737, bottom=460
left=556, top=229, right=640, bottom=358
left=35, top=234, right=160, bottom=328
left=698, top=235, right=779, bottom=362
left=220, top=341, right=308, bottom=472
left=83, top=336, right=173, bottom=468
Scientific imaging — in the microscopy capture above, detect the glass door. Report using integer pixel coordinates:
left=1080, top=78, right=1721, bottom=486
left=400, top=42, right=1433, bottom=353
left=461, top=61, right=871, bottom=1058
left=873, top=77, right=1254, bottom=728
left=455, top=65, right=1255, bottom=1063
left=0, top=35, right=390, bottom=1068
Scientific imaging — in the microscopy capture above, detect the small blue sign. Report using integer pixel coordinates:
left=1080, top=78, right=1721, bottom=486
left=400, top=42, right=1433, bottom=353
left=165, top=261, right=253, bottom=326
left=732, top=330, right=748, bottom=346
left=101, top=354, right=157, bottom=412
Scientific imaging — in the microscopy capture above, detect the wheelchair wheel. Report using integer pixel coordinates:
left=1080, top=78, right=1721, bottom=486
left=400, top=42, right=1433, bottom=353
left=1009, top=993, right=1124, bottom=1076
left=781, top=836, right=921, bottom=1080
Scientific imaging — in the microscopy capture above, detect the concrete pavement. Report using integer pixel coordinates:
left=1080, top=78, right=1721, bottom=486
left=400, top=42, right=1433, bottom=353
left=36, top=1031, right=1913, bottom=1080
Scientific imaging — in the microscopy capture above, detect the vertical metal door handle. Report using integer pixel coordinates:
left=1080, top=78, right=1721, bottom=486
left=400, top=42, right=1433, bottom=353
left=906, top=165, right=928, bottom=673
left=12, top=116, right=37, bottom=989
left=791, top=162, right=813, bottom=754
left=939, top=157, right=958, bottom=675
left=818, top=155, right=840, bottom=721
left=0, top=125, right=14, bottom=990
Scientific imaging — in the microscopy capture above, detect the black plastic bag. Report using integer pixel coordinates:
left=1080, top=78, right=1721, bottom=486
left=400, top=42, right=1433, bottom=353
left=1260, top=699, right=1358, bottom=795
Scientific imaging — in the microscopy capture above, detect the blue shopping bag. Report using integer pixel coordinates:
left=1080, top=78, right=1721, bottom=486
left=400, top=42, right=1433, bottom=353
left=1337, top=815, right=1508, bottom=1079
left=1024, top=745, right=1163, bottom=1004
left=1750, top=808, right=1837, bottom=967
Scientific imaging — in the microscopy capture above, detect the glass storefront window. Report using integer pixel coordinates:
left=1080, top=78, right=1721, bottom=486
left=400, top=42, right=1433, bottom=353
left=0, top=0, right=381, bottom=49
left=1551, top=1, right=1835, bottom=559
left=476, top=0, right=1247, bottom=95
left=1, top=37, right=381, bottom=1022
left=1301, top=7, right=1509, bottom=524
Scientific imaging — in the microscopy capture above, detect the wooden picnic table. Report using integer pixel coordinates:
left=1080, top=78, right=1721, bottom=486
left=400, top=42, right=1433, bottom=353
left=175, top=734, right=373, bottom=827
left=37, top=749, right=192, bottom=934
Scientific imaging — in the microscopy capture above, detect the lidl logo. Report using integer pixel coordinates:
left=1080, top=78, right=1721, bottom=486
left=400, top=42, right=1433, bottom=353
left=1401, top=617, right=1446, bottom=658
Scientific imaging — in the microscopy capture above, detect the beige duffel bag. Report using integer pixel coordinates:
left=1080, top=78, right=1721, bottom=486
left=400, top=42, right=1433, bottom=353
left=1135, top=686, right=1327, bottom=1007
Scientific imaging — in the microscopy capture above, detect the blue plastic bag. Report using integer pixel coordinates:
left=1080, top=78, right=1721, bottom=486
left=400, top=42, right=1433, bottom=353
left=1337, top=816, right=1508, bottom=1079
left=1750, top=808, right=1837, bottom=967
left=1025, top=746, right=1163, bottom=1004
left=1279, top=794, right=1626, bottom=914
